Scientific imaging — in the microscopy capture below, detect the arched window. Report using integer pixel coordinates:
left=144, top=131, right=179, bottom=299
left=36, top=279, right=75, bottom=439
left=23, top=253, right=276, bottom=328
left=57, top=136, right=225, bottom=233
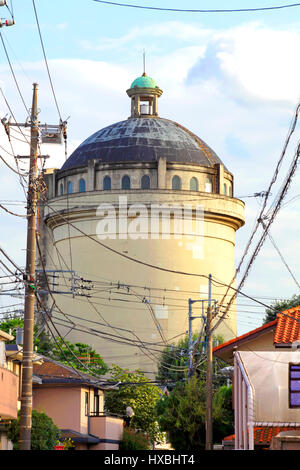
left=67, top=181, right=73, bottom=194
left=122, top=175, right=131, bottom=190
left=229, top=184, right=233, bottom=197
left=205, top=177, right=212, bottom=193
left=223, top=183, right=227, bottom=196
left=141, top=175, right=151, bottom=189
left=103, top=176, right=111, bottom=190
left=60, top=183, right=64, bottom=196
left=79, top=179, right=86, bottom=193
left=172, top=175, right=181, bottom=190
left=190, top=177, right=198, bottom=191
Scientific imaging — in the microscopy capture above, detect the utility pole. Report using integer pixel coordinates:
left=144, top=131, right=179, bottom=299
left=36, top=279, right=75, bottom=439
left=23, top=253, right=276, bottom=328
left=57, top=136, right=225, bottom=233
left=1, top=79, right=66, bottom=449
left=187, top=274, right=215, bottom=449
left=19, top=83, right=39, bottom=450
left=187, top=298, right=206, bottom=376
left=205, top=273, right=213, bottom=451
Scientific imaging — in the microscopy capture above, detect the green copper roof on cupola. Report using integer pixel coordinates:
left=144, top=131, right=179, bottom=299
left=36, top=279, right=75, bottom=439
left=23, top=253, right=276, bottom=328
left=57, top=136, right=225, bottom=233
left=130, top=73, right=157, bottom=89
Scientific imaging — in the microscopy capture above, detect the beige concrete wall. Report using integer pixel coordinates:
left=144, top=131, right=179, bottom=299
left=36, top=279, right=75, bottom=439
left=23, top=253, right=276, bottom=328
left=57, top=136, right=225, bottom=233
left=0, top=367, right=18, bottom=420
left=55, top=162, right=233, bottom=195
left=39, top=179, right=244, bottom=374
left=216, top=329, right=276, bottom=364
left=90, top=416, right=123, bottom=450
left=0, top=433, right=13, bottom=450
left=33, top=386, right=88, bottom=434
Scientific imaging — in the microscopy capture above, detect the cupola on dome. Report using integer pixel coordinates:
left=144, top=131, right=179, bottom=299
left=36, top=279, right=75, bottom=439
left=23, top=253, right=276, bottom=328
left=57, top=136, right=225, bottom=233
left=61, top=72, right=227, bottom=172
left=130, top=74, right=157, bottom=89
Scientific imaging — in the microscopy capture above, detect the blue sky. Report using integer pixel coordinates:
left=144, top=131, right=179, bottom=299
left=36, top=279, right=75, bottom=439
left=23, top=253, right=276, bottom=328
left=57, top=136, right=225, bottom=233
left=1, top=0, right=300, bottom=336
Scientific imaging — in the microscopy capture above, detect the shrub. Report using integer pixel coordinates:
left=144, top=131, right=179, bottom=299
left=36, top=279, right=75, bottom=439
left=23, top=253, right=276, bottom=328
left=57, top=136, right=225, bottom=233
left=119, top=428, right=151, bottom=451
left=6, top=409, right=61, bottom=450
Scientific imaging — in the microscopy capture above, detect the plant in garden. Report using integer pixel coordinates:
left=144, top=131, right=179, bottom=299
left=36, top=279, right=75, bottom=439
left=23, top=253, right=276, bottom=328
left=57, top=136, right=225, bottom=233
left=6, top=409, right=61, bottom=450
left=105, top=365, right=164, bottom=445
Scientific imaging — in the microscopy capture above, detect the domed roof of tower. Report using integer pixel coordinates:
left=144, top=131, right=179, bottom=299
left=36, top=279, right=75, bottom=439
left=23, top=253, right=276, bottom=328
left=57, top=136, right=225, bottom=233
left=61, top=73, right=227, bottom=172
left=61, top=118, right=226, bottom=171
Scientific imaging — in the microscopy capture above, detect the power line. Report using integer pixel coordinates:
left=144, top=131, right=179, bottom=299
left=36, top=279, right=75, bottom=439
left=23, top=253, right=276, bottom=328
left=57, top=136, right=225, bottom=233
left=0, top=32, right=29, bottom=115
left=213, top=102, right=300, bottom=331
left=31, top=0, right=62, bottom=121
left=92, top=0, right=300, bottom=13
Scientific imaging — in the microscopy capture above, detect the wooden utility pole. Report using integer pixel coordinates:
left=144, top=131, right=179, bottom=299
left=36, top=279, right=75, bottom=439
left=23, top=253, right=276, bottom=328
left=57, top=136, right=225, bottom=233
left=205, top=274, right=213, bottom=451
left=19, top=83, right=39, bottom=450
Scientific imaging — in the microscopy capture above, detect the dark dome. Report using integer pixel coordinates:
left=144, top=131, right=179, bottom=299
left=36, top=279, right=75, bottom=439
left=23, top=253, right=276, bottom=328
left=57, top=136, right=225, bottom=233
left=61, top=117, right=225, bottom=171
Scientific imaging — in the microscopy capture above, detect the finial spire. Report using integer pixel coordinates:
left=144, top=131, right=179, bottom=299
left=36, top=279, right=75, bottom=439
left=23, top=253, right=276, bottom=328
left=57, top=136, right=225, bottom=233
left=142, top=49, right=146, bottom=76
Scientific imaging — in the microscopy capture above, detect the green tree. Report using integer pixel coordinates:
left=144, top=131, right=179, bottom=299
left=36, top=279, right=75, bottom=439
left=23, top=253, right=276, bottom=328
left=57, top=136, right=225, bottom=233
left=263, top=294, right=300, bottom=324
left=156, top=333, right=226, bottom=389
left=156, top=377, right=233, bottom=451
left=0, top=318, right=108, bottom=376
left=104, top=365, right=163, bottom=444
left=156, top=376, right=206, bottom=450
left=6, top=409, right=61, bottom=450
left=212, top=385, right=234, bottom=443
left=0, top=317, right=53, bottom=353
left=46, top=337, right=108, bottom=376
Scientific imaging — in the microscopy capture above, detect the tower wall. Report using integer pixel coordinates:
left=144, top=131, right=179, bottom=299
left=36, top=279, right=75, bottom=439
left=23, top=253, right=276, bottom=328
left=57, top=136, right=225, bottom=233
left=40, top=184, right=244, bottom=373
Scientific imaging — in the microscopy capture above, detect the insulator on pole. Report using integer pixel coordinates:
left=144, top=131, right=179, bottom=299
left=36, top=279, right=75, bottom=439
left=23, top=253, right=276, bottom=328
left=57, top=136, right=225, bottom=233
left=0, top=19, right=14, bottom=27
left=0, top=1, right=7, bottom=6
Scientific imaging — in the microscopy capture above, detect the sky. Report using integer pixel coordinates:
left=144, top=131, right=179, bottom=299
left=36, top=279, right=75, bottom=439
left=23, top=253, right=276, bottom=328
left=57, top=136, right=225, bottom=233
left=1, top=0, right=300, bottom=336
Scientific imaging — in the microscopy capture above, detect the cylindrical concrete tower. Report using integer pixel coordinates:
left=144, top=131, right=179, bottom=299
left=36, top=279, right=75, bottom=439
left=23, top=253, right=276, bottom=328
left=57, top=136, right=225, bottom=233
left=39, top=73, right=245, bottom=374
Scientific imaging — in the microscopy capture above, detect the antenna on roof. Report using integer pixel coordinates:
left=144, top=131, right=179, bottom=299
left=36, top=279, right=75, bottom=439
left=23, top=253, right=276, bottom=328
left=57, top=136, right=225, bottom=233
left=142, top=49, right=146, bottom=76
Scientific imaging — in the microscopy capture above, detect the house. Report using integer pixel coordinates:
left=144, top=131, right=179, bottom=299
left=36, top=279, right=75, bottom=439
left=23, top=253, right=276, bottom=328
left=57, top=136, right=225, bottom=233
left=0, top=329, right=18, bottom=450
left=0, top=329, right=42, bottom=450
left=32, top=357, right=124, bottom=450
left=213, top=307, right=300, bottom=450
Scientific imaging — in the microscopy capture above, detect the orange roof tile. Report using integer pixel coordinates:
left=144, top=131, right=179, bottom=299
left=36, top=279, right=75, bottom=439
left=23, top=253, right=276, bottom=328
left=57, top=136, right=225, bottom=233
left=223, top=426, right=300, bottom=445
left=274, top=306, right=300, bottom=345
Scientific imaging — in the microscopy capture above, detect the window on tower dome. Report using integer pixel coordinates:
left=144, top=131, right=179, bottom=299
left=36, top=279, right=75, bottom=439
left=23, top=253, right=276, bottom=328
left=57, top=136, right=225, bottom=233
left=122, top=175, right=131, bottom=190
left=224, top=183, right=227, bottom=196
left=205, top=177, right=213, bottom=193
left=103, top=176, right=111, bottom=190
left=79, top=179, right=86, bottom=193
left=172, top=175, right=181, bottom=190
left=190, top=177, right=198, bottom=191
left=67, top=181, right=73, bottom=194
left=141, top=175, right=151, bottom=189
left=59, top=183, right=64, bottom=196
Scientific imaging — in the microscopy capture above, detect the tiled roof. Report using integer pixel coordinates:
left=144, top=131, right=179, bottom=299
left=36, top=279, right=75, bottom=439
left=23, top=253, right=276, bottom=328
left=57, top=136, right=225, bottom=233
left=274, top=307, right=300, bottom=345
left=61, top=118, right=225, bottom=171
left=223, top=426, right=300, bottom=445
left=213, top=319, right=277, bottom=354
left=33, top=356, right=112, bottom=389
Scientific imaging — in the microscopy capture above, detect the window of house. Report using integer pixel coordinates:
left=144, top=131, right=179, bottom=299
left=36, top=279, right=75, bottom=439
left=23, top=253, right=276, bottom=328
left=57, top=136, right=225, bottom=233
left=103, top=175, right=111, bottom=190
left=67, top=181, right=73, bottom=194
left=289, top=364, right=300, bottom=407
left=141, top=174, right=151, bottom=189
left=205, top=177, right=212, bottom=193
left=190, top=177, right=198, bottom=191
left=122, top=175, right=131, bottom=190
left=172, top=175, right=181, bottom=190
left=94, top=392, right=100, bottom=416
left=85, top=391, right=89, bottom=416
left=60, top=183, right=64, bottom=196
left=79, top=178, right=86, bottom=193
